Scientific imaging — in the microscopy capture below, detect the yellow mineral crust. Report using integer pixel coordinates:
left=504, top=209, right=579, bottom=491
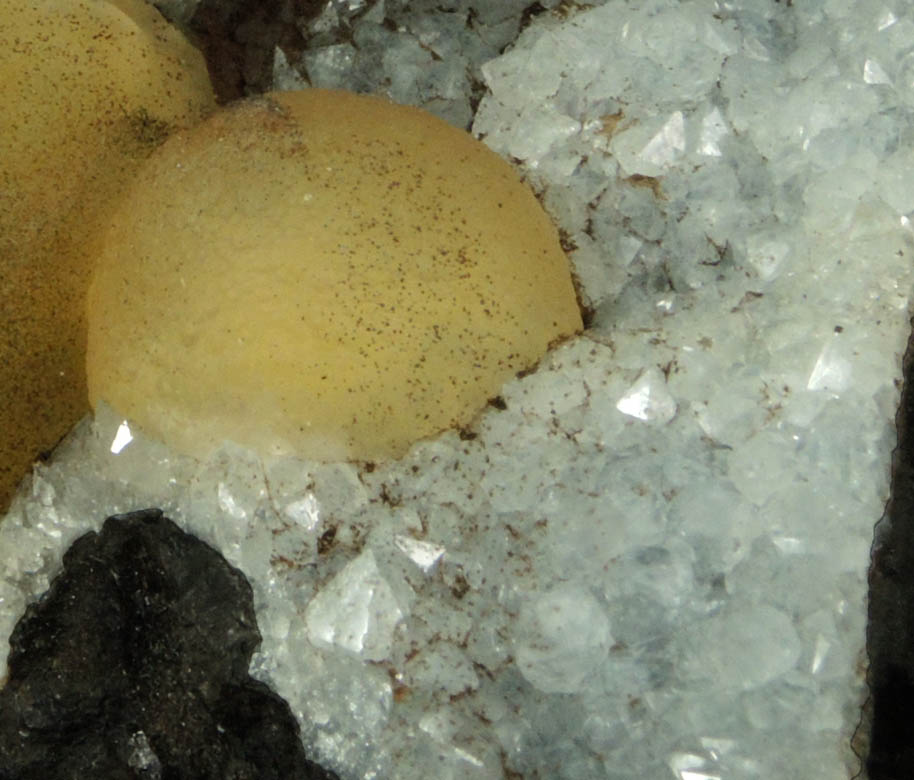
left=87, top=89, right=582, bottom=462
left=0, top=0, right=215, bottom=508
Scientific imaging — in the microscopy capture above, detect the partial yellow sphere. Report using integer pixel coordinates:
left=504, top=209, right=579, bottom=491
left=0, top=0, right=216, bottom=508
left=87, top=89, right=582, bottom=461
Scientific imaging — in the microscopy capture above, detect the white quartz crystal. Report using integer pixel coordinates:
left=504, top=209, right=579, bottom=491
left=616, top=367, right=678, bottom=424
left=393, top=535, right=445, bottom=573
left=304, top=549, right=405, bottom=662
left=513, top=585, right=612, bottom=694
left=1, top=0, right=909, bottom=778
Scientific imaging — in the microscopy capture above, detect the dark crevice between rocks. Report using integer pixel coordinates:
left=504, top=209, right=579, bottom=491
left=0, top=508, right=339, bottom=780
left=187, top=0, right=321, bottom=102
left=867, top=316, right=914, bottom=780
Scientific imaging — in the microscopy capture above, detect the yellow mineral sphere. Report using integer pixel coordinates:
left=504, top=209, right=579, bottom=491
left=0, top=0, right=216, bottom=508
left=87, top=89, right=582, bottom=462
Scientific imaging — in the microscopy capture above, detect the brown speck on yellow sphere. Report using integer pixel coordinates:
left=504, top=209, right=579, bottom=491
left=87, top=89, right=582, bottom=461
left=0, top=0, right=215, bottom=509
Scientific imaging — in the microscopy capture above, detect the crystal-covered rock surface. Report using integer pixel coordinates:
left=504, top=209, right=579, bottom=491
left=2, top=1, right=911, bottom=778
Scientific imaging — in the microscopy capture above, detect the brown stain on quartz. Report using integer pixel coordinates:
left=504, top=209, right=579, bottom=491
left=0, top=0, right=215, bottom=511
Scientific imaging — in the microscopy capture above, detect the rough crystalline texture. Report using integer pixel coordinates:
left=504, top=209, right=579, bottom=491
left=4, top=2, right=914, bottom=778
left=86, top=89, right=582, bottom=461
left=0, top=508, right=338, bottom=780
left=0, top=0, right=215, bottom=511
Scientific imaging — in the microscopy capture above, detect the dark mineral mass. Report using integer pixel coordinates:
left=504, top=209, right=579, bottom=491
left=868, top=322, right=914, bottom=780
left=0, top=508, right=339, bottom=780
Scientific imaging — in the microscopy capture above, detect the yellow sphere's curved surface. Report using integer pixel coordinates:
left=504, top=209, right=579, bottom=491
left=87, top=89, right=582, bottom=461
left=0, top=0, right=216, bottom=508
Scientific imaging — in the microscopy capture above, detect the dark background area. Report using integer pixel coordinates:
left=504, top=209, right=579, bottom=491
left=867, top=317, right=914, bottom=780
left=186, top=0, right=313, bottom=102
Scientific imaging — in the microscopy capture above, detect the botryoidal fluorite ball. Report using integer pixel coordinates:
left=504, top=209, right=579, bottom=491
left=0, top=0, right=215, bottom=509
left=87, top=89, right=582, bottom=462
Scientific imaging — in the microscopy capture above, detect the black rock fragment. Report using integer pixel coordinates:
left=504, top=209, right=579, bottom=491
left=868, top=320, right=914, bottom=779
left=0, top=508, right=339, bottom=780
